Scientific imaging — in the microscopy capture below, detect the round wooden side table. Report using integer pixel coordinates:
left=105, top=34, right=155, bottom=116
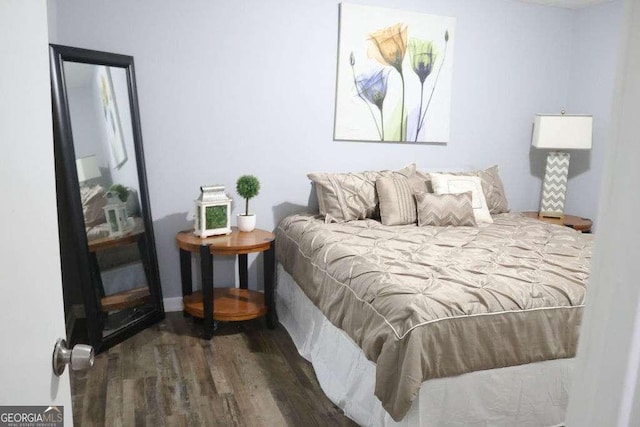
left=522, top=212, right=592, bottom=233
left=176, top=227, right=276, bottom=339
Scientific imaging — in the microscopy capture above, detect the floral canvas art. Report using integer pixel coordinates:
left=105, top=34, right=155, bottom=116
left=96, top=66, right=127, bottom=168
left=334, top=4, right=456, bottom=143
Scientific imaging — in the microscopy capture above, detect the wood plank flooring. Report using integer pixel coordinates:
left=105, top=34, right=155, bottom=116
left=70, top=312, right=358, bottom=427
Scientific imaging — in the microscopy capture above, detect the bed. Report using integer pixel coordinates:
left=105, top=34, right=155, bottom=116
left=274, top=165, right=593, bottom=426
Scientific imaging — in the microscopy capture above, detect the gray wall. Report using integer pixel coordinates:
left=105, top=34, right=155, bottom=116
left=64, top=64, right=143, bottom=208
left=109, top=67, right=142, bottom=199
left=66, top=81, right=110, bottom=170
left=565, top=1, right=624, bottom=224
left=49, top=0, right=622, bottom=299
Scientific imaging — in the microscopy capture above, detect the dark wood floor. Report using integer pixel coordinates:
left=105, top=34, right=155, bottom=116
left=70, top=312, right=358, bottom=427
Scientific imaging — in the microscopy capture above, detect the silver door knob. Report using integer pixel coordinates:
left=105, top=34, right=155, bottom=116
left=52, top=338, right=94, bottom=376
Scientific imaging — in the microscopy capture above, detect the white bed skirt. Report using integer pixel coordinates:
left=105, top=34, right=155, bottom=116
left=276, top=264, right=573, bottom=427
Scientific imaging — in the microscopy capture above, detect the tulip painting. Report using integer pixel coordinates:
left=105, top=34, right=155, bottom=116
left=334, top=4, right=456, bottom=144
left=350, top=54, right=391, bottom=140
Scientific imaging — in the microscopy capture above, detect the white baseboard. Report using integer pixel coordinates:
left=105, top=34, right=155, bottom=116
left=163, top=297, right=184, bottom=312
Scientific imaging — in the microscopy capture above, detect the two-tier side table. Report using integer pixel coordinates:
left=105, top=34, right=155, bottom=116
left=176, top=227, right=276, bottom=339
left=88, top=218, right=152, bottom=312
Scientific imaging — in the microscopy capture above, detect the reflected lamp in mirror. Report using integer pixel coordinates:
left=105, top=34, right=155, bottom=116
left=194, top=185, right=232, bottom=237
left=532, top=113, right=592, bottom=219
left=76, top=155, right=101, bottom=184
left=103, top=191, right=132, bottom=237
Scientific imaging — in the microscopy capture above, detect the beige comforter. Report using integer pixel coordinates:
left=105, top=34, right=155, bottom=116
left=275, top=213, right=593, bottom=421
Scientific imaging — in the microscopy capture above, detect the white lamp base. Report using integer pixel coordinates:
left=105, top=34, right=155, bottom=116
left=540, top=151, right=570, bottom=219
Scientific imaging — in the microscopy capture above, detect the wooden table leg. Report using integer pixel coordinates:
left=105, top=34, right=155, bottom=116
left=239, top=253, right=248, bottom=290
left=200, top=245, right=215, bottom=340
left=179, top=248, right=192, bottom=317
left=263, top=243, right=277, bottom=329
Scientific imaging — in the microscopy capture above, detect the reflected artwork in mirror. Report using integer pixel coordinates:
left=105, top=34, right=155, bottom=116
left=50, top=45, right=164, bottom=353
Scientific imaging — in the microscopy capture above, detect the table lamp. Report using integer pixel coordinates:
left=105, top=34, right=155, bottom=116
left=532, top=113, right=592, bottom=219
left=76, top=155, right=101, bottom=184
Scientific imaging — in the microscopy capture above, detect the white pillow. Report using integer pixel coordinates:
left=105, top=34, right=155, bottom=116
left=429, top=173, right=493, bottom=223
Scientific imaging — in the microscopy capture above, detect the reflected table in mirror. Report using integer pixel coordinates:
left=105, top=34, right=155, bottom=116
left=87, top=217, right=152, bottom=314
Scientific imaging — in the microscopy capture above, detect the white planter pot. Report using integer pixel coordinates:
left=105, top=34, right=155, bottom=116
left=237, top=214, right=256, bottom=232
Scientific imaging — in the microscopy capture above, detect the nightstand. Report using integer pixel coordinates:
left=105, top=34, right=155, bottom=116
left=176, top=227, right=277, bottom=339
left=522, top=211, right=592, bottom=233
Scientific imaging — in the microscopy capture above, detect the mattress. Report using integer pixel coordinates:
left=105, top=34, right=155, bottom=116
left=277, top=265, right=572, bottom=426
left=275, top=213, right=592, bottom=420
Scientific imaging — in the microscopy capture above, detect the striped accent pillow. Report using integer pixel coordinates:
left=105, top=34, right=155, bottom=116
left=308, top=164, right=416, bottom=223
left=376, top=176, right=417, bottom=225
left=415, top=192, right=477, bottom=227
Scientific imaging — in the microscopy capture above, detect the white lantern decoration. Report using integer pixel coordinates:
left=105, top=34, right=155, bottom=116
left=103, top=191, right=132, bottom=237
left=194, top=185, right=232, bottom=237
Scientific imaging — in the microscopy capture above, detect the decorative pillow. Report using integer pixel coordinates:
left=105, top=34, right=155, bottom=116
left=408, top=171, right=430, bottom=194
left=414, top=168, right=470, bottom=193
left=447, top=166, right=509, bottom=214
left=415, top=192, right=477, bottom=227
left=429, top=173, right=493, bottom=223
left=465, top=165, right=509, bottom=214
left=419, top=166, right=509, bottom=214
left=376, top=176, right=417, bottom=226
left=308, top=164, right=416, bottom=222
left=80, top=184, right=106, bottom=226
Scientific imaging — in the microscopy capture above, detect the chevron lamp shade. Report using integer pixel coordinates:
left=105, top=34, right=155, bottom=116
left=533, top=114, right=592, bottom=218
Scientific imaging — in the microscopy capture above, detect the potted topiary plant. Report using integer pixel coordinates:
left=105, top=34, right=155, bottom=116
left=108, top=184, right=130, bottom=202
left=236, top=175, right=260, bottom=232
left=109, top=182, right=136, bottom=221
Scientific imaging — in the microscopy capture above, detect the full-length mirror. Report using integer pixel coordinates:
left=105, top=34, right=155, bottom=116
left=50, top=45, right=164, bottom=353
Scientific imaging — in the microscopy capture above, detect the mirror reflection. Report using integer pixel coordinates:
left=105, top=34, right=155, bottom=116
left=64, top=62, right=154, bottom=337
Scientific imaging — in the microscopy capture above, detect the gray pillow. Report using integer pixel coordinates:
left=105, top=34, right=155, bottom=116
left=308, top=164, right=416, bottom=222
left=80, top=184, right=106, bottom=226
left=430, top=173, right=493, bottom=224
left=416, top=191, right=477, bottom=227
left=376, top=176, right=417, bottom=226
left=419, top=165, right=510, bottom=214
left=475, top=165, right=509, bottom=214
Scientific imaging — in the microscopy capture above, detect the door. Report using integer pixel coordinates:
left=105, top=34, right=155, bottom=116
left=0, top=1, right=73, bottom=425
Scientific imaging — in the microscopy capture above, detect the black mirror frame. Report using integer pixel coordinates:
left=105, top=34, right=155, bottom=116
left=49, top=44, right=164, bottom=353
